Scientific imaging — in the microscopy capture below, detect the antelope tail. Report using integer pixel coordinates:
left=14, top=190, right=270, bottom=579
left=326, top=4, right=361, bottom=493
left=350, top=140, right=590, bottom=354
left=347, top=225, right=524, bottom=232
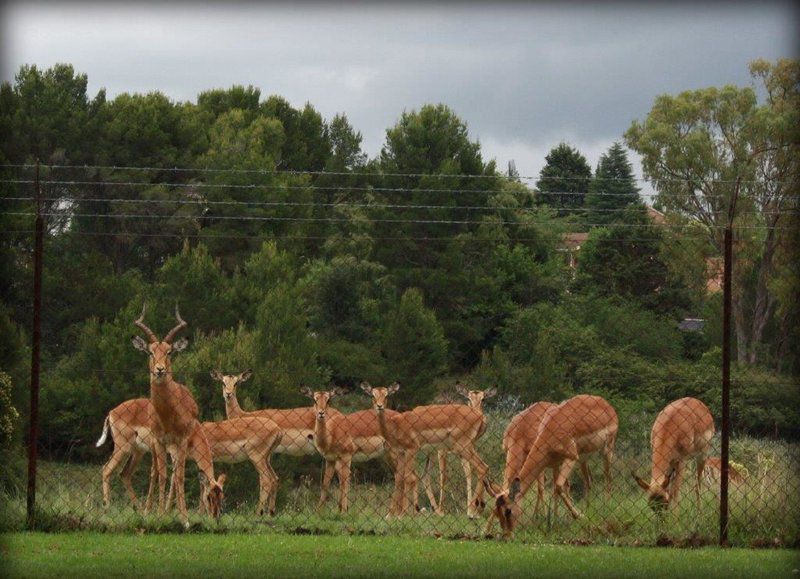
left=95, top=415, right=110, bottom=447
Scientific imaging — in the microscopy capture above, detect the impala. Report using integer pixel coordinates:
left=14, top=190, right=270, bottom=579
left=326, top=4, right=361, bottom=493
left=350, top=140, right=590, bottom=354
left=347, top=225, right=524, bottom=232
left=360, top=382, right=489, bottom=518
left=430, top=385, right=496, bottom=514
left=131, top=304, right=222, bottom=521
left=210, top=369, right=343, bottom=508
left=484, top=394, right=618, bottom=537
left=702, top=456, right=747, bottom=487
left=500, top=401, right=557, bottom=519
left=183, top=414, right=283, bottom=516
left=633, top=397, right=715, bottom=511
left=96, top=397, right=164, bottom=512
left=300, top=386, right=399, bottom=513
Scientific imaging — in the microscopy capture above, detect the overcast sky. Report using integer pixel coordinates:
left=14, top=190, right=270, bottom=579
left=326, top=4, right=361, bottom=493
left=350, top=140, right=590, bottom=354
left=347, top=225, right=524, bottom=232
left=2, top=2, right=797, bottom=191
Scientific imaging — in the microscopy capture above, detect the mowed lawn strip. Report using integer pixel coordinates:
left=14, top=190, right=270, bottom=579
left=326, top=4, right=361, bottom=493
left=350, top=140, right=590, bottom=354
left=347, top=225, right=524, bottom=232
left=1, top=533, right=798, bottom=578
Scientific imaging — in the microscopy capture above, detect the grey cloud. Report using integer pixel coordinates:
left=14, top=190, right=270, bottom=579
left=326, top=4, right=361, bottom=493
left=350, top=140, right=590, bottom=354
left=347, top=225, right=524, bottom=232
left=2, top=1, right=797, bottom=185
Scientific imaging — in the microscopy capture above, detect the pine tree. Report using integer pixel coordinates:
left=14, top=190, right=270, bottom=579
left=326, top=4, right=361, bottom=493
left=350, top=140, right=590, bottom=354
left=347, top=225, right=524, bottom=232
left=535, top=143, right=592, bottom=213
left=585, top=142, right=641, bottom=225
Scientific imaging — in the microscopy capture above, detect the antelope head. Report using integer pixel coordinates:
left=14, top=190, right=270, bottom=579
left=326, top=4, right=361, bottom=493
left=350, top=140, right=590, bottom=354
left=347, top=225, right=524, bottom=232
left=301, top=385, right=347, bottom=419
left=359, top=381, right=400, bottom=412
left=633, top=471, right=672, bottom=512
left=198, top=472, right=226, bottom=520
left=211, top=369, right=252, bottom=403
left=455, top=383, right=497, bottom=411
left=483, top=478, right=522, bottom=538
left=131, top=304, right=189, bottom=383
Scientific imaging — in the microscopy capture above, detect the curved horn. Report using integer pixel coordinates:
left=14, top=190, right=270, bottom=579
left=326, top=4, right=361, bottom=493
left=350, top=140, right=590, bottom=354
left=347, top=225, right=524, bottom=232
left=134, top=304, right=158, bottom=343
left=164, top=304, right=188, bottom=344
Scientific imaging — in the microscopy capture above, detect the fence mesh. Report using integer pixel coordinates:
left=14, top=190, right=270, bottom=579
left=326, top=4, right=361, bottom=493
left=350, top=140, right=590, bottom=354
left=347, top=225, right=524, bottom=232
left=9, top=355, right=799, bottom=546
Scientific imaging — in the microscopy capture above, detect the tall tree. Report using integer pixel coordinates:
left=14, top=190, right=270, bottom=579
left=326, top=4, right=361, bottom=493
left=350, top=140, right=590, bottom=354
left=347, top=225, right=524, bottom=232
left=535, top=143, right=592, bottom=213
left=625, top=59, right=799, bottom=364
left=584, top=142, right=641, bottom=225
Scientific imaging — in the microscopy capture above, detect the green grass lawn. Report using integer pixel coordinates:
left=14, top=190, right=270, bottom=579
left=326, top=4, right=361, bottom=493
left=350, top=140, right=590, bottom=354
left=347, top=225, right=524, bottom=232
left=1, top=533, right=798, bottom=578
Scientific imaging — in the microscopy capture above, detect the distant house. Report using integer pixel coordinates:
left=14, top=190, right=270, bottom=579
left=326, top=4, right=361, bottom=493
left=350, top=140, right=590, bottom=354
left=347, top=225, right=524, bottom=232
left=559, top=206, right=722, bottom=294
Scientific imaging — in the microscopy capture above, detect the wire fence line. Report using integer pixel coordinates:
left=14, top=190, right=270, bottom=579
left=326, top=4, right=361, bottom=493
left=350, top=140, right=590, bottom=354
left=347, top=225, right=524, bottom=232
left=2, top=162, right=796, bottom=186
left=12, top=368, right=799, bottom=545
left=4, top=163, right=798, bottom=548
left=2, top=197, right=796, bottom=218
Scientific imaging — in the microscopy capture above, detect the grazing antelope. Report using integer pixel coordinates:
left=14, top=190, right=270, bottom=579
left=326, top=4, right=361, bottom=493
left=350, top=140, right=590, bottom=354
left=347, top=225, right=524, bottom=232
left=183, top=415, right=283, bottom=516
left=501, top=401, right=557, bottom=519
left=633, top=397, right=715, bottom=512
left=131, top=304, right=222, bottom=521
left=360, top=382, right=489, bottom=518
left=484, top=394, right=618, bottom=537
left=300, top=386, right=398, bottom=513
left=431, top=385, right=496, bottom=514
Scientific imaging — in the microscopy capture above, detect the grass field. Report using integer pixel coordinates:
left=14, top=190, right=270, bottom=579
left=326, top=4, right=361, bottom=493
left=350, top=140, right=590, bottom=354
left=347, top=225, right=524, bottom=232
left=2, top=533, right=799, bottom=578
left=2, top=432, right=797, bottom=548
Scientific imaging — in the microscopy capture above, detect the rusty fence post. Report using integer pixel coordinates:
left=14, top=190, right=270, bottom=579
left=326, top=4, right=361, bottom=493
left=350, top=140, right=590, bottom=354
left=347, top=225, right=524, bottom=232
left=719, top=224, right=734, bottom=546
left=26, top=161, right=43, bottom=530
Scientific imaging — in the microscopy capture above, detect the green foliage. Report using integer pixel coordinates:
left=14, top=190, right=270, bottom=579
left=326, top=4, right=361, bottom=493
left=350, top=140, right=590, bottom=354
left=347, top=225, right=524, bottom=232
left=575, top=206, right=691, bottom=313
left=379, top=288, right=447, bottom=406
left=535, top=143, right=592, bottom=212
left=0, top=371, right=24, bottom=494
left=253, top=282, right=327, bottom=407
left=584, top=142, right=641, bottom=225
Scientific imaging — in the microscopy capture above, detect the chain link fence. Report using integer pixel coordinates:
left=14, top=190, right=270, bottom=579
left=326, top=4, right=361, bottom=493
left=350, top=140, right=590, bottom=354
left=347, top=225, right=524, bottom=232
left=6, top=344, right=798, bottom=546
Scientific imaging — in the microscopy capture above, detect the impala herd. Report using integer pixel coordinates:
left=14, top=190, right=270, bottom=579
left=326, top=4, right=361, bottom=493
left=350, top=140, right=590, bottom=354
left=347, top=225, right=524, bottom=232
left=96, top=305, right=723, bottom=537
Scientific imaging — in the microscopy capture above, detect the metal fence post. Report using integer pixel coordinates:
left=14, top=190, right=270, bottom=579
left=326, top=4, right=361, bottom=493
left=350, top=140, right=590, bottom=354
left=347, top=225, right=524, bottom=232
left=26, top=161, right=44, bottom=530
left=719, top=225, right=732, bottom=546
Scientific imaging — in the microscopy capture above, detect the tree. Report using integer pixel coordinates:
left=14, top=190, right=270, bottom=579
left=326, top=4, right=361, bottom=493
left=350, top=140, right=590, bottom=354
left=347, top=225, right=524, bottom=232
left=380, top=288, right=447, bottom=406
left=535, top=143, right=592, bottom=212
left=625, top=59, right=800, bottom=363
left=584, top=142, right=641, bottom=225
left=197, top=85, right=261, bottom=120
left=576, top=206, right=690, bottom=313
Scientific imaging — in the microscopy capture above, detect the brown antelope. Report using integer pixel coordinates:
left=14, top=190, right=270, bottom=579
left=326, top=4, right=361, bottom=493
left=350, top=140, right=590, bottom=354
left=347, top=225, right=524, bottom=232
left=183, top=415, right=283, bottom=516
left=501, top=401, right=557, bottom=519
left=484, top=394, right=618, bottom=537
left=702, top=456, right=747, bottom=487
left=96, top=398, right=163, bottom=511
left=131, top=304, right=223, bottom=521
left=431, top=385, right=496, bottom=514
left=210, top=369, right=343, bottom=508
left=633, top=397, right=715, bottom=512
left=360, top=382, right=489, bottom=518
left=300, top=386, right=399, bottom=513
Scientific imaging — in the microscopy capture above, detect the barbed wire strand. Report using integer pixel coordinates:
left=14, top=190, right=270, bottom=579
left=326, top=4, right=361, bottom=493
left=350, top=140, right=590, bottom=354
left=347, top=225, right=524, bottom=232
left=1, top=163, right=796, bottom=186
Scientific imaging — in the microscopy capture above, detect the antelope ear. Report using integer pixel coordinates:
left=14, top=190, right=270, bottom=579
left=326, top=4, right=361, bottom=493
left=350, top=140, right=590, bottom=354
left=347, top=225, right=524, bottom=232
left=216, top=473, right=227, bottom=487
left=299, top=385, right=314, bottom=399
left=332, top=386, right=348, bottom=398
left=359, top=382, right=373, bottom=395
left=632, top=472, right=651, bottom=492
left=484, top=387, right=498, bottom=399
left=239, top=369, right=253, bottom=383
left=210, top=370, right=223, bottom=382
left=509, top=478, right=521, bottom=502
left=388, top=382, right=400, bottom=395
left=172, top=337, right=189, bottom=352
left=132, top=335, right=150, bottom=352
left=455, top=383, right=469, bottom=398
left=661, top=471, right=674, bottom=490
